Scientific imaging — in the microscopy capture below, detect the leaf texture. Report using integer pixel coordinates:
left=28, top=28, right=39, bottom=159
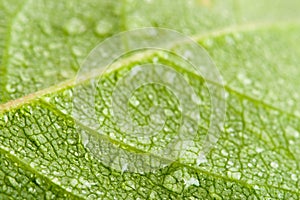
left=0, top=0, right=300, bottom=199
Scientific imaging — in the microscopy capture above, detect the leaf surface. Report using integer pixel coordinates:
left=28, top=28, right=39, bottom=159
left=1, top=0, right=300, bottom=199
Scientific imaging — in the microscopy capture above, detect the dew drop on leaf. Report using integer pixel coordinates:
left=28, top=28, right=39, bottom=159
left=221, top=149, right=228, bottom=156
left=70, top=179, right=78, bottom=186
left=3, top=115, right=8, bottom=124
left=184, top=177, right=199, bottom=187
left=28, top=187, right=36, bottom=193
left=5, top=84, right=16, bottom=93
left=255, top=147, right=264, bottom=153
left=237, top=73, right=252, bottom=85
left=63, top=18, right=86, bottom=35
left=152, top=57, right=158, bottom=63
left=225, top=35, right=235, bottom=45
left=183, top=50, right=193, bottom=59
left=196, top=152, right=207, bottom=165
left=40, top=23, right=53, bottom=35
left=8, top=177, right=19, bottom=187
left=191, top=93, right=201, bottom=104
left=291, top=174, right=298, bottom=181
left=164, top=109, right=173, bottom=117
left=270, top=161, right=279, bottom=169
left=203, top=38, right=214, bottom=47
left=285, top=126, right=300, bottom=138
left=67, top=138, right=76, bottom=145
left=210, top=193, right=222, bottom=200
left=253, top=185, right=260, bottom=190
left=227, top=160, right=234, bottom=166
left=71, top=46, right=84, bottom=56
left=99, top=116, right=105, bottom=122
left=121, top=163, right=128, bottom=173
left=95, top=20, right=113, bottom=36
left=232, top=172, right=241, bottom=180
left=163, top=126, right=170, bottom=132
left=129, top=97, right=140, bottom=106
left=102, top=108, right=108, bottom=115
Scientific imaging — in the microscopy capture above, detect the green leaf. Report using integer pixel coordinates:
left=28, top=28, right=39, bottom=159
left=1, top=0, right=300, bottom=199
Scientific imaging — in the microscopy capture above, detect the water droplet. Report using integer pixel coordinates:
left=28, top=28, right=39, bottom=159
left=237, top=73, right=252, bottom=85
left=285, top=126, right=299, bottom=138
left=253, top=185, right=260, bottom=190
left=28, top=187, right=36, bottom=193
left=163, top=175, right=182, bottom=193
left=87, top=194, right=97, bottom=200
left=225, top=35, right=235, bottom=45
left=233, top=33, right=243, bottom=40
left=52, top=177, right=61, bottom=184
left=3, top=115, right=8, bottom=123
left=67, top=138, right=76, bottom=145
left=102, top=108, right=108, bottom=115
left=287, top=99, right=294, bottom=106
left=289, top=140, right=294, bottom=145
left=291, top=174, right=298, bottom=181
left=163, top=126, right=170, bottom=132
left=183, top=50, right=193, bottom=59
left=99, top=116, right=105, bottom=122
left=130, top=98, right=140, bottom=106
left=95, top=20, right=113, bottom=36
left=228, top=171, right=241, bottom=180
left=152, top=57, right=158, bottom=63
left=6, top=84, right=16, bottom=93
left=22, top=40, right=30, bottom=48
left=63, top=89, right=73, bottom=98
left=255, top=147, right=263, bottom=153
left=14, top=52, right=25, bottom=62
left=221, top=149, right=228, bottom=156
left=227, top=161, right=234, bottom=166
left=150, top=113, right=164, bottom=124
left=270, top=161, right=278, bottom=168
left=49, top=42, right=62, bottom=50
left=40, top=23, right=53, bottom=35
left=147, top=28, right=157, bottom=37
left=164, top=109, right=173, bottom=117
left=59, top=69, right=70, bottom=79
left=70, top=179, right=78, bottom=186
left=184, top=177, right=199, bottom=187
left=204, top=38, right=214, bottom=47
left=64, top=18, right=86, bottom=35
left=130, top=66, right=142, bottom=76
left=18, top=13, right=28, bottom=23
left=17, top=84, right=23, bottom=91
left=166, top=71, right=176, bottom=83
left=196, top=152, right=207, bottom=165
left=191, top=93, right=201, bottom=104
left=8, top=177, right=19, bottom=187
left=126, top=180, right=135, bottom=189
left=121, top=163, right=128, bottom=173
left=72, top=46, right=84, bottom=56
